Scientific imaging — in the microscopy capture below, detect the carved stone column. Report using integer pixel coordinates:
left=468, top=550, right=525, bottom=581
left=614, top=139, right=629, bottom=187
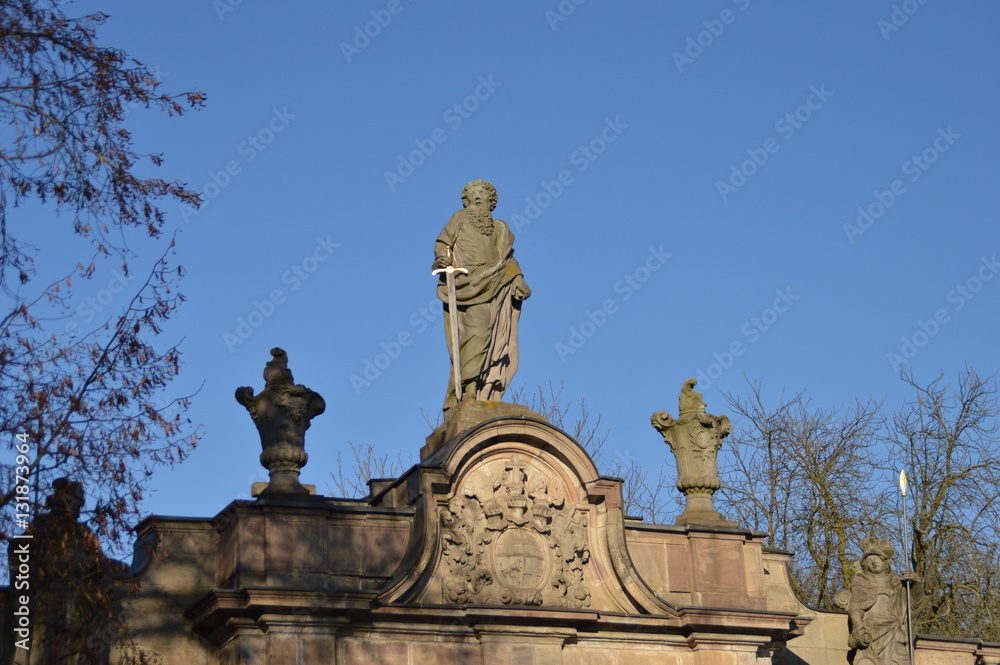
left=651, top=378, right=735, bottom=526
left=235, top=348, right=325, bottom=496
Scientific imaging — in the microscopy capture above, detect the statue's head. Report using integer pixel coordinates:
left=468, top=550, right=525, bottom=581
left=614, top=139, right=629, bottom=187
left=461, top=179, right=497, bottom=211
left=863, top=554, right=888, bottom=574
left=860, top=536, right=893, bottom=574
left=46, top=477, right=85, bottom=520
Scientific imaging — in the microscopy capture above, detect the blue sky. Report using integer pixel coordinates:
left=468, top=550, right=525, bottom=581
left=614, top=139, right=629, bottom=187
left=13, top=0, right=1000, bottom=525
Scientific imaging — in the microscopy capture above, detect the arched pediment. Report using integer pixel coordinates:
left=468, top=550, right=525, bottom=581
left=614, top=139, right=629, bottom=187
left=381, top=414, right=679, bottom=617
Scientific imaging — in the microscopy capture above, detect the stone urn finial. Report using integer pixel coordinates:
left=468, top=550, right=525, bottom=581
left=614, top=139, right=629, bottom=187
left=235, top=347, right=325, bottom=496
left=650, top=378, right=735, bottom=526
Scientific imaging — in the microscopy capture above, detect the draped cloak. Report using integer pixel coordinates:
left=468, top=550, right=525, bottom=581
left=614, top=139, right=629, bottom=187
left=848, top=570, right=916, bottom=665
left=435, top=209, right=524, bottom=411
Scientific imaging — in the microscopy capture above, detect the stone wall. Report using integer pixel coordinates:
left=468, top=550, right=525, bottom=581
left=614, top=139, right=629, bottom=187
left=118, top=412, right=809, bottom=664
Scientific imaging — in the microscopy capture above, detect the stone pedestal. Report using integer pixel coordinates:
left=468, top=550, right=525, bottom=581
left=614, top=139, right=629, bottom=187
left=421, top=396, right=545, bottom=460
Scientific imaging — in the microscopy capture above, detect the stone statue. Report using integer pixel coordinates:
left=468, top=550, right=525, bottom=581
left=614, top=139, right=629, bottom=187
left=847, top=536, right=924, bottom=665
left=235, top=347, right=325, bottom=495
left=11, top=478, right=122, bottom=664
left=650, top=379, right=735, bottom=526
left=433, top=179, right=531, bottom=412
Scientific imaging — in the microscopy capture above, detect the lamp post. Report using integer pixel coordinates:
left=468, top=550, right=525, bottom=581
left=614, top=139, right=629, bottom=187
left=900, top=469, right=916, bottom=665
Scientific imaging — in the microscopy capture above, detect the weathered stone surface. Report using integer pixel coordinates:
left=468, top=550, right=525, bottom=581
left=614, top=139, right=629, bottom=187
left=572, top=648, right=615, bottom=665
left=268, top=633, right=298, bottom=662
left=301, top=633, right=337, bottom=664
left=625, top=523, right=772, bottom=611
left=342, top=638, right=409, bottom=664
left=914, top=638, right=998, bottom=665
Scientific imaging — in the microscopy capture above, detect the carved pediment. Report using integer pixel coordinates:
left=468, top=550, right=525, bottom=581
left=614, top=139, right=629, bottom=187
left=438, top=454, right=591, bottom=608
left=378, top=417, right=683, bottom=618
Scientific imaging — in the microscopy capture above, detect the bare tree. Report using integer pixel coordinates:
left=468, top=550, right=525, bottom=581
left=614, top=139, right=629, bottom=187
left=717, top=370, right=1000, bottom=640
left=885, top=368, right=1000, bottom=640
left=0, top=1, right=202, bottom=660
left=0, top=0, right=203, bottom=547
left=328, top=441, right=407, bottom=499
left=717, top=380, right=886, bottom=608
left=607, top=454, right=679, bottom=524
left=508, top=382, right=609, bottom=462
left=473, top=383, right=682, bottom=521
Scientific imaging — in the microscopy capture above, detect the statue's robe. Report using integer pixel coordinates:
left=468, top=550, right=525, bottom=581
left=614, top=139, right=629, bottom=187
left=848, top=571, right=918, bottom=665
left=435, top=209, right=524, bottom=411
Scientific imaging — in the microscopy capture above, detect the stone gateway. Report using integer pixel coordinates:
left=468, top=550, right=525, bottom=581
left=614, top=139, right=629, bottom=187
left=4, top=183, right=998, bottom=665
left=4, top=363, right=998, bottom=665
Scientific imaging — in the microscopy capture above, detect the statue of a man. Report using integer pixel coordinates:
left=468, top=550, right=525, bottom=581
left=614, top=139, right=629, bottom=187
left=11, top=478, right=124, bottom=663
left=848, top=537, right=923, bottom=665
left=433, top=180, right=531, bottom=412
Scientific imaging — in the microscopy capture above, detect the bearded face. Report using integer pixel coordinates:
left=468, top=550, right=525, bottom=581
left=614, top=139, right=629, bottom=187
left=467, top=205, right=494, bottom=236
left=461, top=180, right=497, bottom=209
left=464, top=184, right=495, bottom=236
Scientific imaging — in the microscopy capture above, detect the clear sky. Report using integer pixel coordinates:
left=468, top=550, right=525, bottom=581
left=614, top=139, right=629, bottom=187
left=14, top=0, right=1000, bottom=529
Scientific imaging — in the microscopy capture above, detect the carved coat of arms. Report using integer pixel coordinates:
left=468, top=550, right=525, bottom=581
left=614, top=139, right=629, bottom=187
left=439, top=455, right=590, bottom=607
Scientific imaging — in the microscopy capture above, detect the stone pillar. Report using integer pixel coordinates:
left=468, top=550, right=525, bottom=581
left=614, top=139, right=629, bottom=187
left=651, top=378, right=736, bottom=526
left=235, top=348, right=325, bottom=496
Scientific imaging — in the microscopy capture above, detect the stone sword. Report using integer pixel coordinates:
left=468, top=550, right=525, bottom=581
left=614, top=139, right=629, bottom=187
left=432, top=262, right=468, bottom=405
